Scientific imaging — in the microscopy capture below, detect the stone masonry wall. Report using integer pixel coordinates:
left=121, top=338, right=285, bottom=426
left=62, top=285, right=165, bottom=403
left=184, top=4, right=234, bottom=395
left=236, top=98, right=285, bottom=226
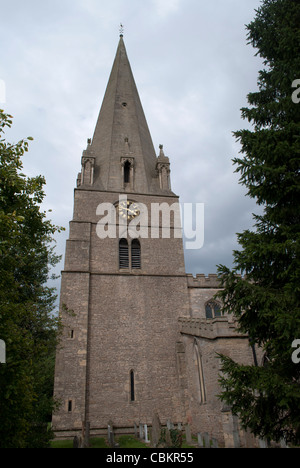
left=179, top=277, right=263, bottom=446
left=53, top=188, right=190, bottom=434
left=87, top=274, right=189, bottom=429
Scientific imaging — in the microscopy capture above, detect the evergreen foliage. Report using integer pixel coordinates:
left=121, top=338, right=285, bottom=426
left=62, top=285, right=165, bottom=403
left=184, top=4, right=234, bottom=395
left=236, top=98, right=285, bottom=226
left=217, top=0, right=300, bottom=445
left=0, top=110, right=63, bottom=448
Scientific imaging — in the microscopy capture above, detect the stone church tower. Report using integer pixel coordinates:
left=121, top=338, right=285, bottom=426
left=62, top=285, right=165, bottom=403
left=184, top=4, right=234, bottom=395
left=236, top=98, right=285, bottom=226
left=53, top=35, right=260, bottom=447
left=53, top=35, right=189, bottom=436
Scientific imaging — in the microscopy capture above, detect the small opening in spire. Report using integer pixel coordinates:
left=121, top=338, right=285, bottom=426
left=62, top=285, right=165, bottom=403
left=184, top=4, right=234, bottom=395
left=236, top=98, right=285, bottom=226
left=124, top=160, right=131, bottom=184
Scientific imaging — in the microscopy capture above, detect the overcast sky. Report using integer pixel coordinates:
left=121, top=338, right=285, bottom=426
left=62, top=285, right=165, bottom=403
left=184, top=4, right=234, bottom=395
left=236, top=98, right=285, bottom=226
left=1, top=0, right=264, bottom=292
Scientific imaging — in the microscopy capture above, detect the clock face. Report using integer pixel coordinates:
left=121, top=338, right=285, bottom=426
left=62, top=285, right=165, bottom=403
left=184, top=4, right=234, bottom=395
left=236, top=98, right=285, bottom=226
left=117, top=200, right=140, bottom=221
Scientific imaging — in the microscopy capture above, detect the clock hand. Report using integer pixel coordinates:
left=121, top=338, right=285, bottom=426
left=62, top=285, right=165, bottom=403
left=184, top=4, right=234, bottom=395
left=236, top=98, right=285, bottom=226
left=120, top=207, right=134, bottom=216
left=119, top=204, right=139, bottom=216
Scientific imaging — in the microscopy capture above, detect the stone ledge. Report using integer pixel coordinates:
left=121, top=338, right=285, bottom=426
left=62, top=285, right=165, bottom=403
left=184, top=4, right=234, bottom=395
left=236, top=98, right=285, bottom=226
left=186, top=274, right=221, bottom=289
left=186, top=273, right=244, bottom=289
left=178, top=316, right=247, bottom=340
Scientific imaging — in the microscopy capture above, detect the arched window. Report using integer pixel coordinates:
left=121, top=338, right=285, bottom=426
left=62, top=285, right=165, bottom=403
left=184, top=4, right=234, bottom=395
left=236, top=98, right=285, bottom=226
left=130, top=370, right=135, bottom=402
left=194, top=341, right=206, bottom=404
left=205, top=303, right=213, bottom=319
left=205, top=300, right=222, bottom=319
left=124, top=160, right=131, bottom=184
left=121, top=157, right=135, bottom=189
left=131, top=239, right=141, bottom=269
left=119, top=238, right=129, bottom=269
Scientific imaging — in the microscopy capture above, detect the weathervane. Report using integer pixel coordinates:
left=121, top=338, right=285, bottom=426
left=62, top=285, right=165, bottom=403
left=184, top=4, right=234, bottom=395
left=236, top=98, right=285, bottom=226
left=119, top=23, right=124, bottom=37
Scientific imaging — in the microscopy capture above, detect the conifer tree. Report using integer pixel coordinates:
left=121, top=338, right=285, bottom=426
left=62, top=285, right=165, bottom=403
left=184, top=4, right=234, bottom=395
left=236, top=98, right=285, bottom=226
left=217, top=0, right=300, bottom=444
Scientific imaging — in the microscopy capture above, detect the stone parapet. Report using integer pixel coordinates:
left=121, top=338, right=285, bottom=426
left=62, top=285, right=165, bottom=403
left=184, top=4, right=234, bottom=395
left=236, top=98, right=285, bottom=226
left=186, top=274, right=221, bottom=289
left=178, top=316, right=247, bottom=340
left=187, top=273, right=244, bottom=289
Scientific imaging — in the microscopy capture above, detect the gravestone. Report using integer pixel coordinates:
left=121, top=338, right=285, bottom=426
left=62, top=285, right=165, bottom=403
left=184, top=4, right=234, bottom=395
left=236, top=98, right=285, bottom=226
left=0, top=340, right=5, bottom=364
left=211, top=438, right=219, bottom=448
left=280, top=439, right=288, bottom=449
left=108, top=421, right=115, bottom=447
left=134, top=422, right=138, bottom=438
left=231, top=414, right=241, bottom=448
left=166, top=428, right=172, bottom=447
left=185, top=424, right=192, bottom=445
left=203, top=432, right=210, bottom=448
left=197, top=433, right=204, bottom=448
left=167, top=420, right=174, bottom=430
left=151, top=412, right=162, bottom=448
left=84, top=421, right=90, bottom=448
left=73, top=435, right=81, bottom=448
left=233, top=430, right=240, bottom=448
left=259, top=439, right=267, bottom=449
left=144, top=424, right=149, bottom=443
left=108, top=425, right=112, bottom=445
left=139, top=423, right=144, bottom=440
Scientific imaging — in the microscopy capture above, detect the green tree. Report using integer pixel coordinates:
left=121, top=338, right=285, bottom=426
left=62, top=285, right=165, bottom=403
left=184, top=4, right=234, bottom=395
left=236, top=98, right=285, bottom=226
left=216, top=0, right=300, bottom=445
left=0, top=110, right=63, bottom=448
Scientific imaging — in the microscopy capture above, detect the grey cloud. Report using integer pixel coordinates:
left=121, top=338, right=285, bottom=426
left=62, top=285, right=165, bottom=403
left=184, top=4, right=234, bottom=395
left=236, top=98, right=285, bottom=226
left=1, top=0, right=263, bottom=290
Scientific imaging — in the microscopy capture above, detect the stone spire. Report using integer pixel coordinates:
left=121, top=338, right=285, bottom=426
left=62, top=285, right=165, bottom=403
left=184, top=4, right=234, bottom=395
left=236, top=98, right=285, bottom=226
left=87, top=36, right=160, bottom=193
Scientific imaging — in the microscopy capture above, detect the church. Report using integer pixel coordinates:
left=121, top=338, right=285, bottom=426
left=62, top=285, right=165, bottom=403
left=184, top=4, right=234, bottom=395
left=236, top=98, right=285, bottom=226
left=52, top=34, right=259, bottom=448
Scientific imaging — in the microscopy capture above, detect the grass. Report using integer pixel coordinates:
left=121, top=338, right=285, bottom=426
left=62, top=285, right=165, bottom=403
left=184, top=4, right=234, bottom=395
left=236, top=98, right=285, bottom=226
left=116, top=435, right=150, bottom=448
left=50, top=436, right=147, bottom=449
left=50, top=437, right=107, bottom=449
left=50, top=438, right=74, bottom=449
left=50, top=433, right=197, bottom=449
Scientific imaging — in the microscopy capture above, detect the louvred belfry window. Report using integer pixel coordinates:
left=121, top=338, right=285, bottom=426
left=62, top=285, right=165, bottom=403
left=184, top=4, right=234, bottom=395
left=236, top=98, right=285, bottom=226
left=131, top=239, right=141, bottom=269
left=119, top=239, right=129, bottom=269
